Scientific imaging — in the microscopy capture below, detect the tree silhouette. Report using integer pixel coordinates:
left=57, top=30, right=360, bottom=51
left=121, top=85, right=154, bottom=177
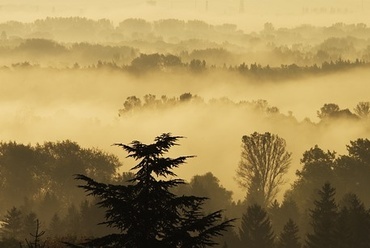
left=1, top=207, right=24, bottom=241
left=23, top=212, right=38, bottom=240
left=48, top=213, right=63, bottom=238
left=347, top=138, right=370, bottom=164
left=188, top=172, right=233, bottom=214
left=72, top=133, right=234, bottom=247
left=335, top=138, right=370, bottom=205
left=236, top=132, right=291, bottom=207
left=354, top=102, right=370, bottom=119
left=334, top=207, right=352, bottom=248
left=268, top=198, right=300, bottom=237
left=306, top=183, right=338, bottom=248
left=239, top=204, right=275, bottom=248
left=288, top=145, right=336, bottom=213
left=0, top=142, right=42, bottom=208
left=0, top=140, right=121, bottom=216
left=23, top=219, right=47, bottom=248
left=277, top=219, right=301, bottom=248
left=335, top=193, right=370, bottom=248
left=317, top=103, right=358, bottom=121
left=117, top=18, right=152, bottom=37
left=317, top=103, right=340, bottom=119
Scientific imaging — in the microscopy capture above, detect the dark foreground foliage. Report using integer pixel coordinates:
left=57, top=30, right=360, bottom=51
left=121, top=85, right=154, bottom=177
left=70, top=133, right=234, bottom=247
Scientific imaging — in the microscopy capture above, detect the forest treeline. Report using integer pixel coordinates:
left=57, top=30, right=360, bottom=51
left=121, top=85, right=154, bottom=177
left=0, top=134, right=370, bottom=247
left=118, top=93, right=370, bottom=123
left=2, top=17, right=370, bottom=68
left=1, top=15, right=370, bottom=248
left=2, top=52, right=369, bottom=82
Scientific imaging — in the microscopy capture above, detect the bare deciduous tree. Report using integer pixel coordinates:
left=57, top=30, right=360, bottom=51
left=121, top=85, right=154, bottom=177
left=236, top=132, right=291, bottom=207
left=354, top=101, right=370, bottom=119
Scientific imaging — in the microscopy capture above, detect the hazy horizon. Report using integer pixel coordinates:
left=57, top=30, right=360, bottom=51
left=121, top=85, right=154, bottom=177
left=1, top=66, right=369, bottom=201
left=1, top=0, right=370, bottom=203
left=2, top=0, right=370, bottom=31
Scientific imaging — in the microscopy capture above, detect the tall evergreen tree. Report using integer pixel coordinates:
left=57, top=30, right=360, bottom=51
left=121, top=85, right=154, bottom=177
left=1, top=207, right=24, bottom=241
left=336, top=193, right=370, bottom=248
left=277, top=219, right=301, bottom=248
left=48, top=213, right=63, bottom=238
left=72, top=133, right=234, bottom=247
left=334, top=207, right=352, bottom=248
left=306, top=183, right=338, bottom=248
left=24, top=219, right=47, bottom=248
left=23, top=212, right=38, bottom=239
left=239, top=204, right=275, bottom=248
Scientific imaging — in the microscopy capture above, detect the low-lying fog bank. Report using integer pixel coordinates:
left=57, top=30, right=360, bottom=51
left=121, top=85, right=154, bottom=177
left=1, top=67, right=369, bottom=200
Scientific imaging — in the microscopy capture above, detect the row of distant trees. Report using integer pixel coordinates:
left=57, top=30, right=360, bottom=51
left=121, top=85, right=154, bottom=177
left=0, top=17, right=239, bottom=43
left=2, top=37, right=370, bottom=73
left=1, top=17, right=370, bottom=45
left=3, top=18, right=370, bottom=67
left=126, top=53, right=369, bottom=78
left=118, top=93, right=370, bottom=122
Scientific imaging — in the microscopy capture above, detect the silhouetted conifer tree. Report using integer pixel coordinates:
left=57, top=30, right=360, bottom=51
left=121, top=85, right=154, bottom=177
left=48, top=213, right=63, bottom=238
left=306, top=183, right=338, bottom=248
left=335, top=193, right=370, bottom=248
left=239, top=204, right=275, bottom=248
left=277, top=219, right=301, bottom=248
left=23, top=212, right=38, bottom=240
left=334, top=207, right=352, bottom=248
left=71, top=133, right=234, bottom=247
left=24, top=219, right=47, bottom=248
left=1, top=207, right=24, bottom=240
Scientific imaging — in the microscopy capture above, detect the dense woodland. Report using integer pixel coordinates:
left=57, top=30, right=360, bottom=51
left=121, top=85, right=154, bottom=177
left=0, top=121, right=369, bottom=247
left=2, top=17, right=370, bottom=71
left=1, top=16, right=370, bottom=248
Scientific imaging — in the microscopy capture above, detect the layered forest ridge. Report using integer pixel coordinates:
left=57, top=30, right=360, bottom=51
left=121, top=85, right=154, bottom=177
left=1, top=18, right=370, bottom=69
left=1, top=15, right=370, bottom=248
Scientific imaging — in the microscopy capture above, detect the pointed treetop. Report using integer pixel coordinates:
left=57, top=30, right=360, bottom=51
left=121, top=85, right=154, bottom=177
left=114, top=133, right=185, bottom=159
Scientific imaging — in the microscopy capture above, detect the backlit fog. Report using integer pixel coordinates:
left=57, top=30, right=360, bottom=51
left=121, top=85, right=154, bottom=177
left=1, top=67, right=369, bottom=200
left=1, top=0, right=370, bottom=202
left=2, top=0, right=370, bottom=29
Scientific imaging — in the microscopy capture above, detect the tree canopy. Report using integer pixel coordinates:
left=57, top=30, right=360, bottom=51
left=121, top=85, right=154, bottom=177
left=73, top=133, right=234, bottom=247
left=236, top=132, right=291, bottom=207
left=239, top=204, right=275, bottom=248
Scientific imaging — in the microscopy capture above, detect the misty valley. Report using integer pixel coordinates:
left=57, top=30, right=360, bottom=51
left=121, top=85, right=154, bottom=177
left=0, top=9, right=370, bottom=248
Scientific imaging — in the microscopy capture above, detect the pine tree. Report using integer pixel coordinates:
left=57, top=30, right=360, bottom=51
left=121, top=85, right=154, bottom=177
left=334, top=207, right=352, bottom=248
left=24, top=219, right=47, bottom=248
left=239, top=204, right=275, bottom=248
left=306, top=183, right=338, bottom=248
left=1, top=207, right=24, bottom=241
left=64, top=204, right=81, bottom=236
left=336, top=193, right=370, bottom=248
left=71, top=133, right=234, bottom=247
left=23, top=212, right=38, bottom=240
left=277, top=219, right=301, bottom=248
left=48, top=213, right=63, bottom=238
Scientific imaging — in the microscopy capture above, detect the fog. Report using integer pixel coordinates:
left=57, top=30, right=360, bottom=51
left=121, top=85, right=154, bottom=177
left=2, top=2, right=370, bottom=247
left=1, top=1, right=370, bottom=203
left=1, top=67, right=369, bottom=200
left=2, top=0, right=370, bottom=30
